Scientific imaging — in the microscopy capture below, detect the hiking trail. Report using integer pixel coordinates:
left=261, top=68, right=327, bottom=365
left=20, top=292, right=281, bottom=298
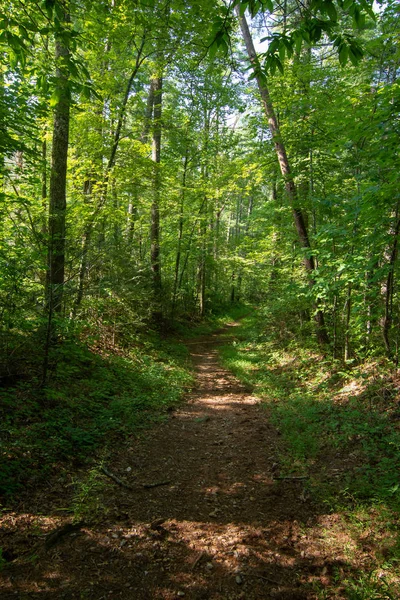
left=1, top=323, right=330, bottom=599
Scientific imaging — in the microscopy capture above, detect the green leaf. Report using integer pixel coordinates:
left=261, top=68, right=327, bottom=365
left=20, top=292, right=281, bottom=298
left=275, top=56, right=284, bottom=74
left=209, top=39, right=219, bottom=60
left=326, top=1, right=338, bottom=22
left=339, top=44, right=349, bottom=66
left=283, top=38, right=293, bottom=58
left=269, top=38, right=279, bottom=54
left=311, top=25, right=322, bottom=43
left=279, top=43, right=285, bottom=63
left=293, top=31, right=303, bottom=54
left=348, top=48, right=359, bottom=66
left=50, top=87, right=62, bottom=108
left=44, top=0, right=55, bottom=17
left=352, top=6, right=365, bottom=28
left=239, top=1, right=249, bottom=17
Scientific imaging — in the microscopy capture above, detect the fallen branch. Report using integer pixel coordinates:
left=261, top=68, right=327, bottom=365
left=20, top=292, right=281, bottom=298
left=100, top=466, right=134, bottom=490
left=258, top=575, right=282, bottom=586
left=143, top=480, right=171, bottom=489
left=274, top=476, right=308, bottom=481
left=191, top=551, right=205, bottom=570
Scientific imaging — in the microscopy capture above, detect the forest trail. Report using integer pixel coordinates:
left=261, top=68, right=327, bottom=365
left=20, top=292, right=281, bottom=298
left=2, top=324, right=328, bottom=599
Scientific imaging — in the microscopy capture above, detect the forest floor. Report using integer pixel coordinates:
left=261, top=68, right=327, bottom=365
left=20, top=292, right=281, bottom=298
left=0, top=321, right=398, bottom=599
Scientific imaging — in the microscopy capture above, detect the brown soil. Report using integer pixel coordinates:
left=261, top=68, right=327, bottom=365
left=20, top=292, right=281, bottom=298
left=0, top=324, right=369, bottom=598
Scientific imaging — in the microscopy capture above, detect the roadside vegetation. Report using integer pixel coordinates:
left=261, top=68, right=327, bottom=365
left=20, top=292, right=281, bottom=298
left=0, top=325, right=193, bottom=499
left=220, top=308, right=400, bottom=598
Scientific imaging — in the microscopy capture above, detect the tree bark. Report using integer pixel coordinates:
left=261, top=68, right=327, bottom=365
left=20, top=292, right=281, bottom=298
left=42, top=1, right=71, bottom=387
left=344, top=283, right=352, bottom=361
left=236, top=9, right=328, bottom=344
left=171, top=149, right=189, bottom=319
left=150, top=76, right=163, bottom=322
left=46, top=3, right=71, bottom=315
left=382, top=213, right=400, bottom=359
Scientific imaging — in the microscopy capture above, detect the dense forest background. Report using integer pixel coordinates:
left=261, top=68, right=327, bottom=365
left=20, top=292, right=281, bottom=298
left=1, top=0, right=399, bottom=372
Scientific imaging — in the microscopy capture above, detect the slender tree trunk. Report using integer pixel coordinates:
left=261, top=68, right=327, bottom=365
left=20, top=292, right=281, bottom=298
left=382, top=213, right=400, bottom=358
left=332, top=292, right=338, bottom=360
left=177, top=197, right=207, bottom=294
left=198, top=104, right=210, bottom=317
left=0, top=64, right=4, bottom=185
left=230, top=272, right=236, bottom=304
left=39, top=139, right=48, bottom=286
left=141, top=82, right=154, bottom=143
left=126, top=188, right=138, bottom=247
left=41, top=139, right=47, bottom=226
left=46, top=3, right=71, bottom=316
left=236, top=9, right=328, bottom=344
left=171, top=150, right=188, bottom=319
left=72, top=180, right=93, bottom=316
left=150, top=76, right=163, bottom=322
left=42, top=1, right=71, bottom=387
left=344, top=283, right=352, bottom=361
left=198, top=195, right=207, bottom=317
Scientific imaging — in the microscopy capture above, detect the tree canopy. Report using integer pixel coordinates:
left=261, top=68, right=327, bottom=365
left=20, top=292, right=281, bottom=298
left=0, top=0, right=399, bottom=365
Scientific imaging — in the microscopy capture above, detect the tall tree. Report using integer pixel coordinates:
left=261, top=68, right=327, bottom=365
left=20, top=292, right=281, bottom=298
left=150, top=74, right=163, bottom=321
left=46, top=0, right=71, bottom=316
left=235, top=7, right=329, bottom=343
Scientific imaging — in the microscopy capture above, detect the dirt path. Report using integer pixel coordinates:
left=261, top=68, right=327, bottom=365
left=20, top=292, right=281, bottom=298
left=1, top=324, right=327, bottom=599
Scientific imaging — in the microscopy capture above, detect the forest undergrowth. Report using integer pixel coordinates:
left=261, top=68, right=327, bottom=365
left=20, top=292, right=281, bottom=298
left=0, top=323, right=195, bottom=500
left=0, top=307, right=248, bottom=501
left=219, top=307, right=400, bottom=599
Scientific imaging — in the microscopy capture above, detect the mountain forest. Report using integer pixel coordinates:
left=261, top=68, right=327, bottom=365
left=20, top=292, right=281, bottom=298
left=1, top=0, right=400, bottom=598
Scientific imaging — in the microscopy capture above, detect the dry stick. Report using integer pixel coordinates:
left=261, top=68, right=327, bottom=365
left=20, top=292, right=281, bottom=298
left=191, top=551, right=205, bottom=570
left=143, top=480, right=171, bottom=489
left=274, top=476, right=308, bottom=481
left=258, top=575, right=282, bottom=586
left=100, top=466, right=134, bottom=490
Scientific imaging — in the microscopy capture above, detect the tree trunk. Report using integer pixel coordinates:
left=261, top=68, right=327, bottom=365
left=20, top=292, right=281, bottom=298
left=126, top=189, right=138, bottom=247
left=171, top=149, right=189, bottom=319
left=236, top=9, right=328, bottom=345
left=198, top=104, right=211, bottom=317
left=344, top=283, right=352, bottom=361
left=73, top=41, right=147, bottom=310
left=41, top=139, right=47, bottom=228
left=382, top=213, right=400, bottom=358
left=150, top=76, right=163, bottom=322
left=46, top=3, right=71, bottom=316
left=42, top=1, right=71, bottom=387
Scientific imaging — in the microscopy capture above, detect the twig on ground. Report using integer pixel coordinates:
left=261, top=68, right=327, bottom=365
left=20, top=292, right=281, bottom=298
left=274, top=476, right=308, bottom=481
left=100, top=466, right=134, bottom=490
left=258, top=575, right=282, bottom=585
left=143, top=480, right=171, bottom=489
left=191, top=551, right=205, bottom=569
